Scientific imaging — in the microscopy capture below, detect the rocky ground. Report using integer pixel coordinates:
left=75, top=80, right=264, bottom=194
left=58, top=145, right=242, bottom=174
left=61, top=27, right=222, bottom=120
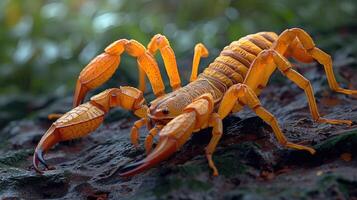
left=1, top=61, right=357, bottom=200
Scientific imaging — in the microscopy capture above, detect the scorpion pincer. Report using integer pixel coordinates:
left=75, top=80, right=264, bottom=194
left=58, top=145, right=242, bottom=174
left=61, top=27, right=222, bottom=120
left=34, top=28, right=356, bottom=177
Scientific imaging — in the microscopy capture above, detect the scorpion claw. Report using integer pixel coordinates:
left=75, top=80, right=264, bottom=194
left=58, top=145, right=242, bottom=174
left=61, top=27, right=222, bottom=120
left=118, top=160, right=145, bottom=175
left=120, top=109, right=198, bottom=177
left=33, top=148, right=49, bottom=173
left=119, top=137, right=177, bottom=177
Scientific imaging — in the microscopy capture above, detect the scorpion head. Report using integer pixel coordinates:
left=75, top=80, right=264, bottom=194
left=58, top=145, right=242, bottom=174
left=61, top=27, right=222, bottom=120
left=147, top=92, right=190, bottom=126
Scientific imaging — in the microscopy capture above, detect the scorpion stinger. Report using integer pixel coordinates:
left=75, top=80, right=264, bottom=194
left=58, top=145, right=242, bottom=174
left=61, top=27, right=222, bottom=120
left=33, top=87, right=148, bottom=173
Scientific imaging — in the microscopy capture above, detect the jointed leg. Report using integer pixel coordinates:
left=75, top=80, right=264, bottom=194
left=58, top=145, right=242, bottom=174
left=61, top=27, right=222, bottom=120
left=48, top=113, right=63, bottom=120
left=308, top=48, right=357, bottom=95
left=218, top=84, right=315, bottom=154
left=274, top=28, right=357, bottom=95
left=144, top=125, right=163, bottom=154
left=205, top=113, right=223, bottom=176
left=130, top=118, right=148, bottom=147
left=190, top=43, right=209, bottom=82
left=244, top=49, right=351, bottom=125
left=272, top=50, right=352, bottom=125
left=253, top=105, right=315, bottom=154
left=148, top=34, right=181, bottom=90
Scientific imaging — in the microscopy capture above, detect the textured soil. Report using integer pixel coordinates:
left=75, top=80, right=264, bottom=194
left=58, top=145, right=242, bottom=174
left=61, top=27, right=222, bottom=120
left=1, top=61, right=357, bottom=200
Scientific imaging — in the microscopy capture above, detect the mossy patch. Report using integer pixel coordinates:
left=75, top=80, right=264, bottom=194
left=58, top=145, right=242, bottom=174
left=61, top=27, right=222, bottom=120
left=152, top=163, right=212, bottom=197
left=177, top=161, right=206, bottom=177
left=314, top=129, right=357, bottom=153
left=214, top=152, right=248, bottom=177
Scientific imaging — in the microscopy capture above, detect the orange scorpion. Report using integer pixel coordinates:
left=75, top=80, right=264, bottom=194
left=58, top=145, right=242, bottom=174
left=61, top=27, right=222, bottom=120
left=33, top=28, right=356, bottom=177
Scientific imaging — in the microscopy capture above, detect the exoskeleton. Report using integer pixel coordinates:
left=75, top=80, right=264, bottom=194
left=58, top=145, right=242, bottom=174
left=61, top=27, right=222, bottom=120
left=33, top=28, right=356, bottom=177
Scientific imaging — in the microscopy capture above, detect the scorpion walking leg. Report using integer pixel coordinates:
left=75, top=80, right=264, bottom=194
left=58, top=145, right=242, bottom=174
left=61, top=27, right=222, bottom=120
left=130, top=118, right=148, bottom=147
left=47, top=113, right=63, bottom=120
left=144, top=125, right=163, bottom=154
left=218, top=84, right=316, bottom=154
left=205, top=113, right=223, bottom=176
left=309, top=48, right=357, bottom=95
left=148, top=34, right=182, bottom=90
left=272, top=51, right=352, bottom=125
left=253, top=104, right=316, bottom=154
left=244, top=49, right=352, bottom=125
left=274, top=28, right=357, bottom=95
left=190, top=43, right=209, bottom=82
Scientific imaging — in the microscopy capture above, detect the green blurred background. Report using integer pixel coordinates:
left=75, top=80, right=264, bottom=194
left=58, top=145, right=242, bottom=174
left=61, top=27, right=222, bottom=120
left=0, top=0, right=356, bottom=127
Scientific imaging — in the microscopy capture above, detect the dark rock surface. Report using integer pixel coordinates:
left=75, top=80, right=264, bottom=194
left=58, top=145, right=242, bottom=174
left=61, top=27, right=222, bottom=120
left=1, top=62, right=357, bottom=200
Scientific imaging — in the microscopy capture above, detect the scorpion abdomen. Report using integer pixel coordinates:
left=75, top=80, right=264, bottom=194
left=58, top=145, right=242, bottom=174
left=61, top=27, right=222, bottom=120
left=200, top=32, right=278, bottom=92
left=151, top=32, right=279, bottom=110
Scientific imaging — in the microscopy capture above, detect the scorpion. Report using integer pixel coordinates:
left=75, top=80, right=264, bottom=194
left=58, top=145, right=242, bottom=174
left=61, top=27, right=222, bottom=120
left=33, top=28, right=357, bottom=177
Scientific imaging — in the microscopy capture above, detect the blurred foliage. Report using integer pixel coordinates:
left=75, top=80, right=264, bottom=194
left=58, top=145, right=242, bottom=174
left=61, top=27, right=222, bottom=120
left=0, top=0, right=356, bottom=97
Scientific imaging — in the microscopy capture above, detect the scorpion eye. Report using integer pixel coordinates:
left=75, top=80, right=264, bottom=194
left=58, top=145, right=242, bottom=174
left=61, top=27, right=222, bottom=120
left=162, top=108, right=169, bottom=115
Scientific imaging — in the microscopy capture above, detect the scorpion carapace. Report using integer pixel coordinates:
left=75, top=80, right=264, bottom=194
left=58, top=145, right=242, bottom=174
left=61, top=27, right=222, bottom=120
left=33, top=28, right=356, bottom=177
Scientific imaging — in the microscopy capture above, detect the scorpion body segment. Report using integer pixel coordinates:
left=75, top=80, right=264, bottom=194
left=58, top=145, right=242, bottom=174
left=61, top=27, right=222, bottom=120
left=33, top=28, right=356, bottom=177
left=150, top=32, right=278, bottom=117
left=201, top=31, right=277, bottom=91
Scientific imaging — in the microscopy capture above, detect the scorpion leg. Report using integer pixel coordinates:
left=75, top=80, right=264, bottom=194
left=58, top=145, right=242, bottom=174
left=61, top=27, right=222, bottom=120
left=47, top=113, right=63, bottom=120
left=130, top=118, right=148, bottom=147
left=244, top=49, right=352, bottom=125
left=307, top=48, right=357, bottom=95
left=144, top=125, right=163, bottom=154
left=275, top=28, right=357, bottom=95
left=148, top=34, right=182, bottom=90
left=218, top=84, right=316, bottom=154
left=272, top=50, right=352, bottom=125
left=119, top=94, right=216, bottom=177
left=294, top=28, right=357, bottom=95
left=73, top=39, right=165, bottom=107
left=205, top=113, right=223, bottom=176
left=190, top=43, right=209, bottom=82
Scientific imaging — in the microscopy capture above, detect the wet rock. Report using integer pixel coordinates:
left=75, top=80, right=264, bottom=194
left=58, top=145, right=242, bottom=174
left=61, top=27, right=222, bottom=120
left=0, top=64, right=357, bottom=199
left=0, top=167, right=69, bottom=199
left=0, top=94, right=56, bottom=129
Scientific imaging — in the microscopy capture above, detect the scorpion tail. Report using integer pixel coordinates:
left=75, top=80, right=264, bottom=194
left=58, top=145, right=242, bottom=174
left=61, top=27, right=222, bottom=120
left=119, top=111, right=197, bottom=177
left=33, top=125, right=60, bottom=173
left=73, top=80, right=89, bottom=107
left=33, top=105, right=106, bottom=173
